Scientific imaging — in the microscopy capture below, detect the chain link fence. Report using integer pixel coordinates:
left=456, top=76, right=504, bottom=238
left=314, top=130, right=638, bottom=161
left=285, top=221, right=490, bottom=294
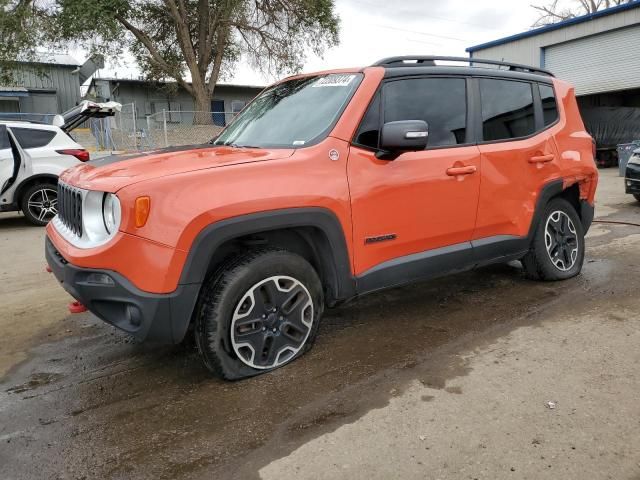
left=1, top=106, right=235, bottom=152
left=146, top=111, right=232, bottom=148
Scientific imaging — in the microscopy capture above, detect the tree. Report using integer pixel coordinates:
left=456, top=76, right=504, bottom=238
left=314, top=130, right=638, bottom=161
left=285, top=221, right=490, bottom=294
left=532, top=0, right=637, bottom=27
left=0, top=0, right=50, bottom=83
left=1, top=0, right=339, bottom=122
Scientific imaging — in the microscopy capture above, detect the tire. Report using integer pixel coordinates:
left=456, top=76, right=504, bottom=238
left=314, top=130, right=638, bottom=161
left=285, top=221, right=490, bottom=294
left=521, top=198, right=585, bottom=281
left=634, top=194, right=640, bottom=203
left=195, top=249, right=324, bottom=380
left=20, top=182, right=58, bottom=226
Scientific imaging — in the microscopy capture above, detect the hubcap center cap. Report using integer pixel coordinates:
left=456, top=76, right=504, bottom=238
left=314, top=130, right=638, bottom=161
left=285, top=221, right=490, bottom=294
left=265, top=312, right=278, bottom=328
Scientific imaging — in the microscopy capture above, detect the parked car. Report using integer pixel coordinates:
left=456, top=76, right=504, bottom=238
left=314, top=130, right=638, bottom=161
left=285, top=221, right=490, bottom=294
left=45, top=56, right=598, bottom=380
left=0, top=101, right=119, bottom=225
left=625, top=148, right=640, bottom=202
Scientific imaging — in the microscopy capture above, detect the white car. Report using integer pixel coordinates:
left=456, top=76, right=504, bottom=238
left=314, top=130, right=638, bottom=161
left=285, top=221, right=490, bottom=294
left=0, top=101, right=119, bottom=225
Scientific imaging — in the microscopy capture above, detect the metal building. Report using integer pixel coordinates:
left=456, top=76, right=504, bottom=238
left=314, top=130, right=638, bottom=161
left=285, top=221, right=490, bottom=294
left=0, top=54, right=102, bottom=117
left=467, top=2, right=640, bottom=155
left=86, top=78, right=264, bottom=127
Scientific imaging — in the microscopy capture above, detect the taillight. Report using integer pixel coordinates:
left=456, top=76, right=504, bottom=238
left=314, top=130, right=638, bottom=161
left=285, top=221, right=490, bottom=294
left=57, top=149, right=90, bottom=162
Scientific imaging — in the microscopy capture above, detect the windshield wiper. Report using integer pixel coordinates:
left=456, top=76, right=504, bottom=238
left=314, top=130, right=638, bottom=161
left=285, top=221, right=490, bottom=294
left=226, top=143, right=260, bottom=149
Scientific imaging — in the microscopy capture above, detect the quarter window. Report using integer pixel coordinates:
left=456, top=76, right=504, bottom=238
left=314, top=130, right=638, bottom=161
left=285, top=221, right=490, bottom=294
left=11, top=128, right=56, bottom=149
left=480, top=79, right=535, bottom=141
left=383, top=78, right=467, bottom=148
left=539, top=84, right=559, bottom=126
left=354, top=93, right=381, bottom=149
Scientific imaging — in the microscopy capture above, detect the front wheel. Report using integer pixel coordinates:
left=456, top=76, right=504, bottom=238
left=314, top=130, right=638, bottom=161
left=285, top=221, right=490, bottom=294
left=20, top=183, right=58, bottom=226
left=522, top=198, right=585, bottom=281
left=195, top=249, right=324, bottom=380
left=634, top=194, right=640, bottom=203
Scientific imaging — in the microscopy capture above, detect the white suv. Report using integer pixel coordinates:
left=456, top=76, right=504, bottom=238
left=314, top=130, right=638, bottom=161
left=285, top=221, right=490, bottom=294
left=0, top=101, right=119, bottom=225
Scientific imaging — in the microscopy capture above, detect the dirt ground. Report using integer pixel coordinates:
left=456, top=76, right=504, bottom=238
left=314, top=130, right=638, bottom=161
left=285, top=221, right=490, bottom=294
left=1, top=168, right=639, bottom=480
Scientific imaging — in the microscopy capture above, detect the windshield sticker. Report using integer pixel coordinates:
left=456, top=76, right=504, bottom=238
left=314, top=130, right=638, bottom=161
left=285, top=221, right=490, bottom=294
left=293, top=140, right=306, bottom=146
left=312, top=74, right=356, bottom=88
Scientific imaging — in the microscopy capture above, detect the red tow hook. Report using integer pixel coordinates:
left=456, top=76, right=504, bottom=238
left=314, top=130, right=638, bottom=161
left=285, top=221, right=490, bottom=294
left=68, top=301, right=87, bottom=314
left=45, top=265, right=52, bottom=273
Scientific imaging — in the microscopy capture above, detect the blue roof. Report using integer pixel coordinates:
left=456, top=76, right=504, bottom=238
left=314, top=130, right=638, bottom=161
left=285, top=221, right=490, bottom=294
left=467, top=1, right=640, bottom=53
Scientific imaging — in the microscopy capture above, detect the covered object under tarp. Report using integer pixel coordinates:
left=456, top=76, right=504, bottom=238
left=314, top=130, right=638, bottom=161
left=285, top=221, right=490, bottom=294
left=580, top=107, right=640, bottom=148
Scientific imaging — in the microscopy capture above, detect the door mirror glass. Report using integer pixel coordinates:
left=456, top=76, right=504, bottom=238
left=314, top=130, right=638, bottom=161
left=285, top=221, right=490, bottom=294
left=379, top=120, right=428, bottom=155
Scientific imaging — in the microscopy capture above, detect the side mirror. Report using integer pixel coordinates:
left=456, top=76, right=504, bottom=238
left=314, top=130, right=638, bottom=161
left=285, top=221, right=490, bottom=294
left=378, top=120, right=428, bottom=159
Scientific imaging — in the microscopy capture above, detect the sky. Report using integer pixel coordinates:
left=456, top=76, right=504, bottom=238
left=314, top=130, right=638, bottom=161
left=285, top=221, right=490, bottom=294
left=88, top=0, right=546, bottom=87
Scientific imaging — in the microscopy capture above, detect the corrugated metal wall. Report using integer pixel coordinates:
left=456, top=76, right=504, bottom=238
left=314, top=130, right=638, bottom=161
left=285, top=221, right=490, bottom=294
left=98, top=81, right=262, bottom=120
left=12, top=63, right=80, bottom=114
left=470, top=6, right=640, bottom=76
left=544, top=25, right=640, bottom=95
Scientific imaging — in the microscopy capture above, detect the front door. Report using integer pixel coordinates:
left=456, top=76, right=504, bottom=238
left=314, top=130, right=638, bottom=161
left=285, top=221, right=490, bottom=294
left=347, top=76, right=481, bottom=290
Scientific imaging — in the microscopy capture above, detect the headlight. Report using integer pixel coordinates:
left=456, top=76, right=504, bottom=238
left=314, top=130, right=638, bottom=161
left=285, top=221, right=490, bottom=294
left=82, top=191, right=121, bottom=245
left=629, top=154, right=640, bottom=165
left=53, top=183, right=122, bottom=249
left=103, top=193, right=121, bottom=234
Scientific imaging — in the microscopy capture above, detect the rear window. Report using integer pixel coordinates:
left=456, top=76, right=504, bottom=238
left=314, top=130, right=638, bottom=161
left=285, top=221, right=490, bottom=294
left=539, top=84, right=559, bottom=126
left=10, top=127, right=56, bottom=149
left=480, top=79, right=535, bottom=142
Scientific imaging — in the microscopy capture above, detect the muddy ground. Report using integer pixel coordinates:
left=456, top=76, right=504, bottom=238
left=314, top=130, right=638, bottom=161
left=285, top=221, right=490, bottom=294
left=1, top=168, right=639, bottom=480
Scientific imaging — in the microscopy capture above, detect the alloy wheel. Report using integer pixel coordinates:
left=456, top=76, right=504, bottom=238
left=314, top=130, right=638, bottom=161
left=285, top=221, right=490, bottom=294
left=230, top=275, right=314, bottom=369
left=27, top=187, right=58, bottom=223
left=544, top=210, right=579, bottom=271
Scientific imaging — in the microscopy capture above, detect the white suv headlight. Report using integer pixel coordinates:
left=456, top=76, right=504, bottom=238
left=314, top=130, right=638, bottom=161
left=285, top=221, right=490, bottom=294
left=628, top=154, right=640, bottom=166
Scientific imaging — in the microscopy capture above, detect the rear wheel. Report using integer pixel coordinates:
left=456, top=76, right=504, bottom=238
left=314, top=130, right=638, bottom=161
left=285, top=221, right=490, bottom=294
left=195, top=249, right=324, bottom=380
left=522, top=198, right=585, bottom=281
left=20, top=183, right=58, bottom=226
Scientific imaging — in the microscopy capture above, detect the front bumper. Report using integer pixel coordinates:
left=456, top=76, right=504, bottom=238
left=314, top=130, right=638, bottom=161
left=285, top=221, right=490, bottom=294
left=625, top=163, right=640, bottom=195
left=45, top=237, right=200, bottom=344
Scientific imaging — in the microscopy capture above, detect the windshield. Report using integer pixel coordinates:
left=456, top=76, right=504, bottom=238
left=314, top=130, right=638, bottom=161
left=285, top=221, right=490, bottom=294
left=214, top=73, right=363, bottom=148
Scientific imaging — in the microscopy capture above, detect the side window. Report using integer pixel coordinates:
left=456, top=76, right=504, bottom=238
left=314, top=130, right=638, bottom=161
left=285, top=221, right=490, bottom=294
left=0, top=128, right=9, bottom=149
left=480, top=79, right=535, bottom=142
left=11, top=128, right=56, bottom=149
left=384, top=78, right=467, bottom=147
left=539, top=84, right=559, bottom=126
left=354, top=92, right=381, bottom=149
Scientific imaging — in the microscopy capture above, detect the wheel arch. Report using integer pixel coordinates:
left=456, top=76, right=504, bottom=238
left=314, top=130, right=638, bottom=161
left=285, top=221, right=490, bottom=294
left=179, top=208, right=357, bottom=306
left=15, top=174, right=58, bottom=205
left=528, top=178, right=593, bottom=242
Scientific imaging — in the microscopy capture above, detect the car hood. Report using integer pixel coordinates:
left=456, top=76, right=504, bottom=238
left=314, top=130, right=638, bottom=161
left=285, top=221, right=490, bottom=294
left=60, top=144, right=295, bottom=191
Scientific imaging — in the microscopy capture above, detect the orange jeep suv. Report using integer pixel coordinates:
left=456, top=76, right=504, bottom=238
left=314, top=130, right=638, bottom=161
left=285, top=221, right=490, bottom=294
left=46, top=56, right=598, bottom=379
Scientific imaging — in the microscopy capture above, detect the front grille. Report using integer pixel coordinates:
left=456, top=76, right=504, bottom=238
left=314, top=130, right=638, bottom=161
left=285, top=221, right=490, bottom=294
left=57, top=182, right=83, bottom=237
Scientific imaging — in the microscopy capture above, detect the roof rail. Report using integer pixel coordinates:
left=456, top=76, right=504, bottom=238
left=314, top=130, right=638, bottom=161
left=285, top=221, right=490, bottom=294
left=371, top=56, right=554, bottom=77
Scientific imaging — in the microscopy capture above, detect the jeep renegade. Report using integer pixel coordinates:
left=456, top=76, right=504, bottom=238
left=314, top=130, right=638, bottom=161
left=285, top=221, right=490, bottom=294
left=46, top=56, right=598, bottom=380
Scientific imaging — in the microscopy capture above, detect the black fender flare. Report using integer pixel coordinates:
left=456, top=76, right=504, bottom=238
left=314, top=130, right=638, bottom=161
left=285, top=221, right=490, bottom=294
left=526, top=179, right=564, bottom=242
left=178, top=207, right=357, bottom=302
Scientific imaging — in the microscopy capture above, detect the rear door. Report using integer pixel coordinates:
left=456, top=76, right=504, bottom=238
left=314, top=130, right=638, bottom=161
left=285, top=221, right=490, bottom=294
left=347, top=75, right=481, bottom=288
left=473, top=77, right=561, bottom=244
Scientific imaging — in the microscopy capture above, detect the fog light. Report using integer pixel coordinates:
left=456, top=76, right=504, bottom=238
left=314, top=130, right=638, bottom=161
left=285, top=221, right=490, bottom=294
left=85, top=273, right=115, bottom=285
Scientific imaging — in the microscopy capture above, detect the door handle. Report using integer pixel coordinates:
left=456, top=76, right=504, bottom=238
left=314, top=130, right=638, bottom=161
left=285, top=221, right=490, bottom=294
left=446, top=165, right=477, bottom=176
left=529, top=154, right=555, bottom=164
